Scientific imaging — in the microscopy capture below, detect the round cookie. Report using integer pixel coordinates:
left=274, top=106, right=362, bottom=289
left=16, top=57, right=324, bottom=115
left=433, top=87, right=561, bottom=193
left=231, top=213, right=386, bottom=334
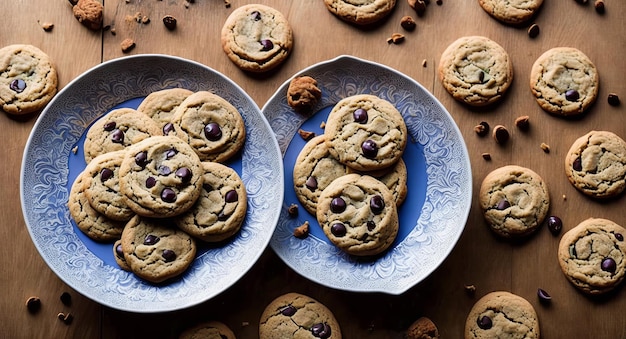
left=465, top=291, right=539, bottom=339
left=530, top=47, right=599, bottom=116
left=478, top=0, right=544, bottom=25
left=564, top=130, right=626, bottom=199
left=323, top=0, right=396, bottom=26
left=67, top=171, right=125, bottom=242
left=259, top=292, right=342, bottom=339
left=293, top=135, right=350, bottom=215
left=221, top=4, right=293, bottom=73
left=479, top=165, right=550, bottom=238
left=316, top=174, right=399, bottom=256
left=137, top=88, right=194, bottom=125
left=324, top=94, right=407, bottom=172
left=405, top=317, right=439, bottom=339
left=347, top=158, right=408, bottom=206
left=82, top=150, right=134, bottom=221
left=113, top=239, right=131, bottom=271
left=0, top=44, right=58, bottom=115
left=438, top=36, right=513, bottom=106
left=175, top=161, right=247, bottom=243
left=83, top=107, right=162, bottom=163
left=558, top=218, right=626, bottom=295
left=179, top=320, right=236, bottom=339
left=118, top=136, right=204, bottom=218
left=120, top=215, right=197, bottom=283
left=170, top=91, right=246, bottom=163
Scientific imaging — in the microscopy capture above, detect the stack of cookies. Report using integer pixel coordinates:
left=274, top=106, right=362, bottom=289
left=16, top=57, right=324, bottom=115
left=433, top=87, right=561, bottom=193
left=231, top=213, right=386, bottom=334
left=68, top=88, right=247, bottom=283
left=293, top=94, right=408, bottom=257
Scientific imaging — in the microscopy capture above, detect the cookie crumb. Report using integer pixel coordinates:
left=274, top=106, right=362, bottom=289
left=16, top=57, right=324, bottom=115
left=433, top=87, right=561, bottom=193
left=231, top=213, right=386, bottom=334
left=400, top=16, right=416, bottom=31
left=72, top=146, right=79, bottom=154
left=319, top=121, right=326, bottom=129
left=26, top=296, right=41, bottom=313
left=141, top=15, right=150, bottom=24
left=293, top=221, right=310, bottom=239
left=110, top=27, right=116, bottom=35
left=422, top=59, right=427, bottom=67
left=527, top=23, right=540, bottom=38
left=387, top=33, right=405, bottom=44
left=58, top=312, right=73, bottom=325
left=298, top=129, right=316, bottom=141
left=436, top=0, right=443, bottom=4
left=464, top=284, right=476, bottom=295
left=405, top=317, right=439, bottom=339
left=481, top=153, right=491, bottom=161
left=608, top=93, right=620, bottom=106
left=408, top=0, right=427, bottom=16
left=163, top=15, right=177, bottom=30
left=224, top=0, right=231, bottom=8
left=287, top=203, right=299, bottom=217
left=540, top=142, right=550, bottom=153
left=594, top=0, right=605, bottom=14
left=492, top=125, right=509, bottom=144
left=287, top=76, right=322, bottom=112
left=474, top=121, right=489, bottom=136
left=562, top=194, right=567, bottom=200
left=121, top=38, right=136, bottom=53
left=72, top=0, right=104, bottom=31
left=40, top=21, right=55, bottom=32
left=242, top=321, right=250, bottom=326
left=60, top=292, right=72, bottom=306
left=514, top=115, right=530, bottom=131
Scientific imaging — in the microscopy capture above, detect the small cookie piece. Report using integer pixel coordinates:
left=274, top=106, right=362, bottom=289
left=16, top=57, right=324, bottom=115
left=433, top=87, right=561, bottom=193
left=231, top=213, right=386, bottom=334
left=324, top=0, right=397, bottom=26
left=120, top=215, right=197, bottom=283
left=530, top=47, right=599, bottom=116
left=347, top=158, right=408, bottom=206
left=478, top=0, right=544, bottom=25
left=175, top=162, right=247, bottom=242
left=67, top=171, right=125, bottom=242
left=83, top=108, right=162, bottom=163
left=317, top=174, right=399, bottom=256
left=406, top=317, right=439, bottom=339
left=82, top=150, right=134, bottom=221
left=287, top=76, right=322, bottom=112
left=479, top=165, right=550, bottom=238
left=438, top=36, right=513, bottom=106
left=0, top=44, right=58, bottom=115
left=72, top=0, right=103, bottom=31
left=259, top=292, right=342, bottom=339
left=564, top=130, right=626, bottom=199
left=465, top=291, right=540, bottom=339
left=558, top=218, right=626, bottom=295
left=221, top=4, right=293, bottom=72
left=118, top=136, right=204, bottom=218
left=170, top=91, right=246, bottom=163
left=179, top=320, right=236, bottom=339
left=137, top=88, right=194, bottom=126
left=113, top=239, right=131, bottom=271
left=293, top=135, right=350, bottom=215
left=324, top=94, right=407, bottom=172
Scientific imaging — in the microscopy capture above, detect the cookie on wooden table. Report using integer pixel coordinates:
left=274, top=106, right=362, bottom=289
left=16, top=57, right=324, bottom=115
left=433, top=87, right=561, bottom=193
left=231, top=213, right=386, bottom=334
left=0, top=44, right=58, bottom=115
left=564, top=130, right=626, bottom=199
left=558, top=218, right=626, bottom=295
left=259, top=292, right=342, bottom=339
left=465, top=291, right=539, bottom=339
left=179, top=320, right=236, bottom=339
left=530, top=47, right=599, bottom=116
left=221, top=4, right=293, bottom=73
left=324, top=0, right=396, bottom=26
left=479, top=165, right=550, bottom=238
left=438, top=36, right=513, bottom=107
left=478, top=0, right=544, bottom=25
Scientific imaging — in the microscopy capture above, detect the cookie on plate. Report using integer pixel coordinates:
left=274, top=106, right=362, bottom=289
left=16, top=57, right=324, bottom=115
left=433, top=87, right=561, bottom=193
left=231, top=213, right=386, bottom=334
left=179, top=320, right=236, bottom=339
left=120, top=215, right=197, bottom=283
left=170, top=91, right=246, bottom=163
left=82, top=150, right=134, bottom=221
left=479, top=165, right=550, bottom=238
left=293, top=135, right=350, bottom=215
left=324, top=94, right=407, bottom=172
left=530, top=47, right=599, bottom=116
left=558, top=218, right=626, bottom=295
left=175, top=161, right=247, bottom=242
left=438, top=36, right=513, bottom=106
left=68, top=171, right=125, bottom=242
left=316, top=174, right=399, bottom=256
left=465, top=291, right=539, bottom=339
left=118, top=135, right=204, bottom=218
left=83, top=107, right=162, bottom=163
left=323, top=0, right=396, bottom=26
left=564, top=130, right=626, bottom=199
left=259, top=292, right=342, bottom=339
left=221, top=4, right=293, bottom=73
left=0, top=44, right=58, bottom=115
left=347, top=158, right=408, bottom=206
left=137, top=88, right=194, bottom=126
left=478, top=0, right=544, bottom=25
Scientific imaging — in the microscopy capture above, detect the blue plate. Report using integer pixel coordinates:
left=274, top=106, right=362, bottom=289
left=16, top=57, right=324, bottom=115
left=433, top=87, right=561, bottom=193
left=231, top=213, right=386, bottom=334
left=263, top=55, right=472, bottom=294
left=20, top=55, right=283, bottom=312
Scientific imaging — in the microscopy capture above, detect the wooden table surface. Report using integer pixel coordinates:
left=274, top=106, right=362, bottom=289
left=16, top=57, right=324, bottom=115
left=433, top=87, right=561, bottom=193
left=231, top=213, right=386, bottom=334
left=2, top=0, right=626, bottom=338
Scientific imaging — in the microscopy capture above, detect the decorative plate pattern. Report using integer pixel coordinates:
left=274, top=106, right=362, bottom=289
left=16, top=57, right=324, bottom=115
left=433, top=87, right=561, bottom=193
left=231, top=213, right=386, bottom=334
left=263, top=55, right=472, bottom=294
left=20, top=55, right=283, bottom=312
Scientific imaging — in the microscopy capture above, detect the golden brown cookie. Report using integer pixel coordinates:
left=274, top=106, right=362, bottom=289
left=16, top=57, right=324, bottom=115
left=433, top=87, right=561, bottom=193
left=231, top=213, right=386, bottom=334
left=465, top=291, right=539, bottom=339
left=478, top=0, right=544, bottom=25
left=324, top=0, right=397, bottom=26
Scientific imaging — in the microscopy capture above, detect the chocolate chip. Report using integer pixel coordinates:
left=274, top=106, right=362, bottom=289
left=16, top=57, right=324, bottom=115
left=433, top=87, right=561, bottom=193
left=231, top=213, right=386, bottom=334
left=400, top=15, right=416, bottom=31
left=481, top=153, right=491, bottom=161
left=110, top=129, right=124, bottom=144
left=203, top=183, right=213, bottom=191
left=477, top=315, right=492, bottom=330
left=25, top=296, right=41, bottom=313
left=288, top=203, right=299, bottom=217
left=162, top=249, right=176, bottom=262
left=537, top=288, right=552, bottom=303
left=100, top=168, right=113, bottom=181
left=251, top=10, right=261, bottom=20
left=115, top=243, right=124, bottom=257
left=60, top=292, right=72, bottom=306
left=330, top=197, right=346, bottom=213
left=573, top=157, right=582, bottom=171
left=527, top=23, right=540, bottom=38
left=601, top=258, right=616, bottom=273
left=367, top=220, right=376, bottom=231
left=281, top=305, right=297, bottom=316
left=306, top=176, right=318, bottom=190
left=492, top=125, right=509, bottom=144
left=175, top=167, right=192, bottom=182
left=370, top=195, right=385, bottom=214
left=165, top=148, right=178, bottom=159
left=103, top=121, right=116, bottom=131
left=144, top=234, right=160, bottom=245
left=330, top=223, right=347, bottom=237
left=474, top=121, right=489, bottom=137
left=478, top=71, right=485, bottom=83
left=515, top=116, right=530, bottom=131
left=353, top=108, right=368, bottom=123
left=616, top=233, right=624, bottom=241
left=496, top=199, right=510, bottom=210
left=161, top=188, right=177, bottom=202
left=10, top=79, right=26, bottom=93
left=310, top=322, right=331, bottom=338
left=162, top=15, right=177, bottom=30
left=361, top=139, right=378, bottom=158
left=217, top=210, right=230, bottom=220
left=565, top=89, right=580, bottom=101
left=204, top=122, right=222, bottom=141
left=135, top=151, right=149, bottom=167
left=594, top=0, right=605, bottom=14
left=225, top=189, right=238, bottom=203
left=146, top=176, right=156, bottom=188
left=260, top=39, right=273, bottom=51
left=158, top=165, right=172, bottom=176
left=163, top=122, right=175, bottom=135
left=608, top=93, right=620, bottom=106
left=547, top=216, right=563, bottom=235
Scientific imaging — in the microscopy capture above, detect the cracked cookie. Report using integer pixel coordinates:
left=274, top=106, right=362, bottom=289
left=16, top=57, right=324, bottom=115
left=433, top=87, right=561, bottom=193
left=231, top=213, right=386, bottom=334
left=558, top=218, right=626, bottom=295
left=259, top=292, right=342, bottom=339
left=347, top=158, right=408, bottom=207
left=478, top=0, right=544, bottom=25
left=221, top=4, right=293, bottom=72
left=465, top=291, right=539, bottom=339
left=530, top=47, right=598, bottom=116
left=479, top=165, right=550, bottom=238
left=324, top=94, right=407, bottom=172
left=0, top=44, right=58, bottom=115
left=316, top=174, right=399, bottom=256
left=438, top=36, right=513, bottom=106
left=323, top=0, right=396, bottom=26
left=564, top=130, right=626, bottom=199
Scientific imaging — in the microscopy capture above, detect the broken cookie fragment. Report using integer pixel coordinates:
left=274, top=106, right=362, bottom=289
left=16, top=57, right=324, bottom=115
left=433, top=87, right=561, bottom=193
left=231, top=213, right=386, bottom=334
left=72, top=0, right=103, bottom=31
left=287, top=76, right=322, bottom=112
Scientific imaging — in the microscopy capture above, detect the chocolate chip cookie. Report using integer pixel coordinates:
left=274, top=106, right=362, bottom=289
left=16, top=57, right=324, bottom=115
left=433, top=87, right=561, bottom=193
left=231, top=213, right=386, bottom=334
left=324, top=0, right=397, bottom=26
left=558, top=218, right=626, bottom=295
left=478, top=0, right=544, bottom=25
left=136, top=87, right=193, bottom=125
left=347, top=158, right=408, bottom=206
left=564, top=130, right=626, bottom=199
left=465, top=291, right=540, bottom=339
